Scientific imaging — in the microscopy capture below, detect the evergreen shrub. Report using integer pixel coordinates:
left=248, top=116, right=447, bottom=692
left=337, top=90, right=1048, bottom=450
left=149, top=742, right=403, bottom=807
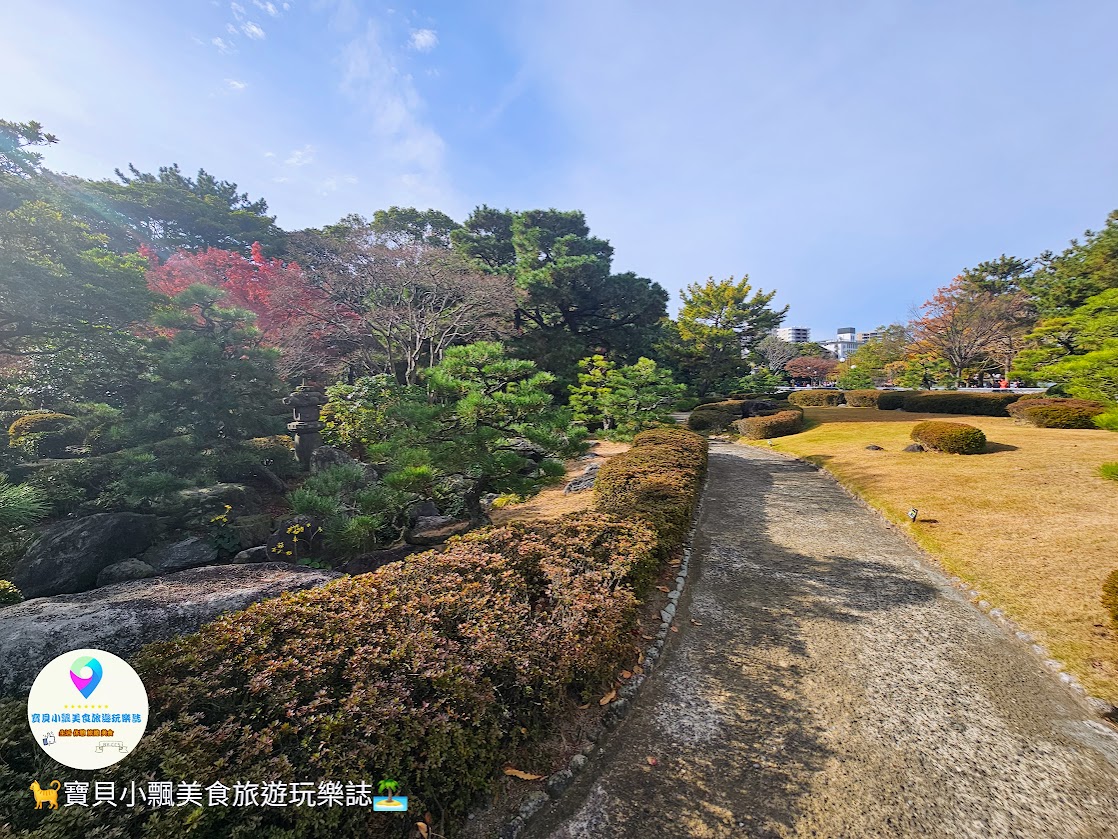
left=910, top=421, right=987, bottom=454
left=788, top=390, right=844, bottom=407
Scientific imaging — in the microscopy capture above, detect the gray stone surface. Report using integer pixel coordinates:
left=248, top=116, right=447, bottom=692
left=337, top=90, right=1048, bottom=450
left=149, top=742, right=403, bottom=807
left=144, top=536, right=219, bottom=573
left=903, top=443, right=925, bottom=453
left=95, top=559, right=155, bottom=587
left=528, top=443, right=1118, bottom=839
left=11, top=513, right=161, bottom=598
left=0, top=563, right=341, bottom=697
left=231, top=545, right=270, bottom=564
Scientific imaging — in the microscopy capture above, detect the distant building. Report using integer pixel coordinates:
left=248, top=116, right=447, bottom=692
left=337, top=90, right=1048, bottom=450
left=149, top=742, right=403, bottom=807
left=857, top=330, right=883, bottom=343
left=774, top=326, right=811, bottom=343
left=820, top=327, right=860, bottom=360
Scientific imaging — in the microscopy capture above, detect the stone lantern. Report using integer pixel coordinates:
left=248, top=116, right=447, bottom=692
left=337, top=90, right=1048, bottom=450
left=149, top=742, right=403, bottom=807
left=283, top=383, right=327, bottom=468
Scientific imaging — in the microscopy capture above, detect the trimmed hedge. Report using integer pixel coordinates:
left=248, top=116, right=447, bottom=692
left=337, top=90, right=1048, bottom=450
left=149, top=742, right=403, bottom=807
left=788, top=390, right=844, bottom=407
left=732, top=410, right=804, bottom=440
left=877, top=390, right=906, bottom=410
left=843, top=390, right=881, bottom=407
left=687, top=399, right=746, bottom=431
left=1104, top=570, right=1118, bottom=630
left=901, top=391, right=1020, bottom=416
left=911, top=421, right=987, bottom=454
left=1006, top=398, right=1106, bottom=429
left=595, top=427, right=708, bottom=557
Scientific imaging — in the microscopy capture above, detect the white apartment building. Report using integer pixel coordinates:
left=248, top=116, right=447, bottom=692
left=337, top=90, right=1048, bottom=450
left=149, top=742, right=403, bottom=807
left=773, top=326, right=811, bottom=343
left=820, top=327, right=860, bottom=360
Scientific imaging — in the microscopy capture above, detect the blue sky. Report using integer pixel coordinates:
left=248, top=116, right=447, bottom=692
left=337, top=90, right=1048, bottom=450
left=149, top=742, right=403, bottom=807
left=3, top=1, right=1118, bottom=337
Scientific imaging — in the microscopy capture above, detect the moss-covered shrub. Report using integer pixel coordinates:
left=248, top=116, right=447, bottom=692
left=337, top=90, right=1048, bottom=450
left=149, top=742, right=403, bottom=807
left=1103, top=570, right=1118, bottom=630
left=901, top=391, right=1020, bottom=416
left=0, top=580, right=22, bottom=607
left=732, top=410, right=804, bottom=440
left=843, top=390, right=882, bottom=407
left=910, top=421, right=987, bottom=454
left=595, top=427, right=707, bottom=558
left=1006, top=398, right=1106, bottom=429
left=6, top=412, right=80, bottom=458
left=788, top=390, right=844, bottom=407
left=877, top=390, right=906, bottom=410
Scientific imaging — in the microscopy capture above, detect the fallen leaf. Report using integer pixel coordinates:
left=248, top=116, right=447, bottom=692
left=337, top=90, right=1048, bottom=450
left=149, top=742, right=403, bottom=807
left=599, top=689, right=617, bottom=706
left=670, top=625, right=679, bottom=632
left=504, top=767, right=545, bottom=781
left=633, top=665, right=643, bottom=675
left=641, top=634, right=655, bottom=640
left=578, top=703, right=590, bottom=710
left=646, top=756, right=659, bottom=766
left=656, top=585, right=670, bottom=593
left=519, top=726, right=529, bottom=735
left=669, top=559, right=681, bottom=566
left=620, top=670, right=632, bottom=679
left=416, top=823, right=430, bottom=838
left=690, top=619, right=702, bottom=626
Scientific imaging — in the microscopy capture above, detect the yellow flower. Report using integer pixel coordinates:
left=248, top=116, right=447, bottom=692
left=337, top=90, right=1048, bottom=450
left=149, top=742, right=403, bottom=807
left=285, top=550, right=293, bottom=556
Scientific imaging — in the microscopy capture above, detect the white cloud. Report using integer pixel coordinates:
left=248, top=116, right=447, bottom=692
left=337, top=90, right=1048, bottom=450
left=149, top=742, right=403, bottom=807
left=242, top=21, right=266, bottom=39
left=253, top=0, right=279, bottom=15
left=226, top=23, right=238, bottom=35
left=230, top=2, right=245, bottom=20
left=263, top=150, right=276, bottom=158
left=409, top=28, right=438, bottom=52
left=225, top=78, right=248, bottom=91
left=285, top=144, right=316, bottom=166
left=211, top=36, right=235, bottom=53
left=272, top=176, right=290, bottom=183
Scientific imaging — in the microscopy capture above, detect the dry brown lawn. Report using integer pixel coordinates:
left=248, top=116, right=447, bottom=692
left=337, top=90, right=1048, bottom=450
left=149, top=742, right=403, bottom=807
left=749, top=406, right=1118, bottom=703
left=489, top=441, right=631, bottom=526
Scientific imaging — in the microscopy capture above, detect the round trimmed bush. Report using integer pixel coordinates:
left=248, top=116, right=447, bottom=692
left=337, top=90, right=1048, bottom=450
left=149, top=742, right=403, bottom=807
left=910, top=421, right=987, bottom=454
left=788, top=390, right=844, bottom=407
left=1006, top=397, right=1106, bottom=429
left=732, top=410, right=804, bottom=440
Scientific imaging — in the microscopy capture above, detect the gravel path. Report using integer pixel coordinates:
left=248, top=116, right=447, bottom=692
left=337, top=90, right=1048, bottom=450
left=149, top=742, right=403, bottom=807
left=526, top=442, right=1118, bottom=838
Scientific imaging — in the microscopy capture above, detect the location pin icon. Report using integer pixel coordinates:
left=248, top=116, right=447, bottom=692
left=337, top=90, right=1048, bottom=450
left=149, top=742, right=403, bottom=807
left=69, top=656, right=103, bottom=699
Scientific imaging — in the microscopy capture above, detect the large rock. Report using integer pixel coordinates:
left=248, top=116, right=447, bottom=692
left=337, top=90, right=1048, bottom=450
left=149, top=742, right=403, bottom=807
left=310, top=446, right=379, bottom=482
left=143, top=536, right=220, bottom=573
left=0, top=563, right=342, bottom=698
left=174, top=483, right=262, bottom=521
left=404, top=516, right=471, bottom=546
left=96, top=559, right=155, bottom=587
left=231, top=545, right=270, bottom=564
left=11, top=513, right=161, bottom=598
left=564, top=462, right=601, bottom=494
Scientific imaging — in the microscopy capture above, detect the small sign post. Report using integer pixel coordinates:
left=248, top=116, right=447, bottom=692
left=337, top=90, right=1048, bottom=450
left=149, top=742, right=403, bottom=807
left=907, top=508, right=918, bottom=523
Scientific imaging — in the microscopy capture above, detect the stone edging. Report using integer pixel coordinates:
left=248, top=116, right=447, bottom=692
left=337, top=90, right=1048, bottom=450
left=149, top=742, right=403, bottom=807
left=753, top=441, right=1118, bottom=721
left=496, top=469, right=711, bottom=839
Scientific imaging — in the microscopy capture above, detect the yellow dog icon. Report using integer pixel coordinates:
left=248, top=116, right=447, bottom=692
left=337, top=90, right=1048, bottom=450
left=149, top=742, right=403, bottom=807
left=30, top=780, right=61, bottom=810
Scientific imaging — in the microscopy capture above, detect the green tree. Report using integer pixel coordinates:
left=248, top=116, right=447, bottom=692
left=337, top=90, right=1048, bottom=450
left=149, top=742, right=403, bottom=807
left=372, top=206, right=460, bottom=248
left=837, top=324, right=909, bottom=384
left=792, top=341, right=833, bottom=358
left=569, top=355, right=683, bottom=437
left=130, top=285, right=285, bottom=446
left=86, top=163, right=284, bottom=256
left=450, top=205, right=517, bottom=273
left=376, top=342, right=585, bottom=522
left=673, top=275, right=787, bottom=395
left=0, top=200, right=151, bottom=358
left=1023, top=212, right=1118, bottom=315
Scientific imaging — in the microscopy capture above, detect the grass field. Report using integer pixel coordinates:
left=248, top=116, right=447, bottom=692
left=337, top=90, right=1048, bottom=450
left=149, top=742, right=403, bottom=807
left=748, top=406, right=1118, bottom=704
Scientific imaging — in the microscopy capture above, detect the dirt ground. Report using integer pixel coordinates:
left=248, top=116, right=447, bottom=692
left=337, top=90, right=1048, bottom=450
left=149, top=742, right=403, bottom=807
left=525, top=443, right=1118, bottom=839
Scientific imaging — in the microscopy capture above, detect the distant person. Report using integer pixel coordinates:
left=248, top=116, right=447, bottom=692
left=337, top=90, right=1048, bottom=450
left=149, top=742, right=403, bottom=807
left=998, top=379, right=1008, bottom=389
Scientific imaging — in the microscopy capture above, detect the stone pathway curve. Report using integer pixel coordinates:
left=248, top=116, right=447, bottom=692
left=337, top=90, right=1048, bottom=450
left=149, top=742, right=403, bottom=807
left=526, top=443, right=1118, bottom=838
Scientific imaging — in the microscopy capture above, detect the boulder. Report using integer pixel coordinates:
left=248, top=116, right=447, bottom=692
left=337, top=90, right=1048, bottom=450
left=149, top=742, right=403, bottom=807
left=144, top=536, right=220, bottom=574
left=405, top=516, right=471, bottom=546
left=564, top=462, right=601, bottom=494
left=96, top=559, right=155, bottom=587
left=339, top=544, right=428, bottom=575
left=230, top=514, right=274, bottom=550
left=0, top=563, right=342, bottom=698
left=903, top=443, right=925, bottom=453
left=865, top=445, right=884, bottom=451
left=11, top=513, right=161, bottom=598
left=309, top=446, right=379, bottom=482
left=175, top=483, right=262, bottom=520
left=232, top=545, right=271, bottom=564
left=409, top=499, right=442, bottom=520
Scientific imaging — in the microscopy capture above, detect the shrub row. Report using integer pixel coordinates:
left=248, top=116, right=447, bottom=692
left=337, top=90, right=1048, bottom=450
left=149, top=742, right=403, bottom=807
left=1006, top=397, right=1106, bottom=429
left=0, top=429, right=709, bottom=839
left=901, top=391, right=1020, bottom=416
left=877, top=390, right=906, bottom=410
left=595, top=427, right=708, bottom=558
left=843, top=389, right=881, bottom=407
left=788, top=390, right=844, bottom=407
left=732, top=410, right=805, bottom=440
left=686, top=399, right=746, bottom=431
left=911, top=421, right=987, bottom=454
